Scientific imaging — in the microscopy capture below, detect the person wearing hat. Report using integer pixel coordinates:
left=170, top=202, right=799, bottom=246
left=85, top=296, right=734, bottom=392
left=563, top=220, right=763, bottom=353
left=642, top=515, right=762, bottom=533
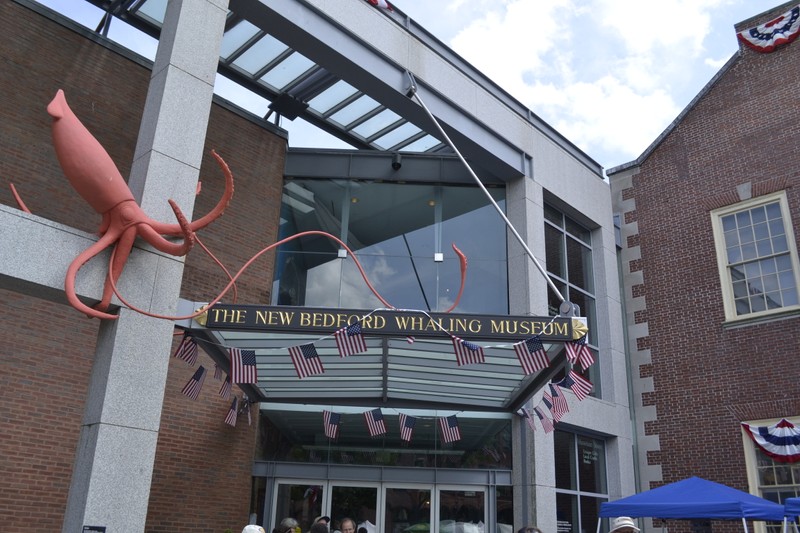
left=609, top=517, right=640, bottom=533
left=242, top=526, right=267, bottom=533
left=315, top=516, right=332, bottom=526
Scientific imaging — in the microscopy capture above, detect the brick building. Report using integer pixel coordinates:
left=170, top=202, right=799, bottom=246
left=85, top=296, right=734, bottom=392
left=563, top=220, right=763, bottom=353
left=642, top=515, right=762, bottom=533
left=609, top=2, right=800, bottom=531
left=1, top=1, right=631, bottom=532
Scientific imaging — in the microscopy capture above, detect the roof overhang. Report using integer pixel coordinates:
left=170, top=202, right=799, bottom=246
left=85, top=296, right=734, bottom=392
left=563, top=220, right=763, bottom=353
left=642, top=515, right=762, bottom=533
left=177, top=300, right=581, bottom=413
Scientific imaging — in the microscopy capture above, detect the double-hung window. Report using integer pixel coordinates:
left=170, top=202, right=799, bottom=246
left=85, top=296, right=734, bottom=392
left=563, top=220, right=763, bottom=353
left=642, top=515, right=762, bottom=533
left=711, top=191, right=800, bottom=322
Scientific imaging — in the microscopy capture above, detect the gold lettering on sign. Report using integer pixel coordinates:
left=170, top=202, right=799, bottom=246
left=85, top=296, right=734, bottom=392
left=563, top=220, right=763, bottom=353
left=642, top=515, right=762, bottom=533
left=255, top=310, right=295, bottom=326
left=210, top=307, right=247, bottom=324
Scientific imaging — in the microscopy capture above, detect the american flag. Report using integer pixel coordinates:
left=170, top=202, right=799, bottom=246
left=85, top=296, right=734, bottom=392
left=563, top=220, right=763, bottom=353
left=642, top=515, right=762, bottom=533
left=483, top=445, right=501, bottom=462
left=289, top=343, right=325, bottom=379
left=181, top=365, right=207, bottom=400
left=513, top=336, right=549, bottom=375
left=242, top=394, right=252, bottom=426
left=218, top=376, right=231, bottom=399
left=451, top=336, right=485, bottom=366
left=364, top=408, right=387, bottom=437
left=534, top=406, right=554, bottom=433
left=439, top=415, right=461, bottom=444
left=323, top=410, right=341, bottom=439
left=173, top=332, right=198, bottom=366
left=224, top=396, right=238, bottom=427
left=549, top=383, right=569, bottom=420
left=565, top=335, right=595, bottom=370
left=213, top=363, right=222, bottom=381
left=520, top=407, right=537, bottom=432
left=399, top=413, right=416, bottom=442
left=542, top=390, right=566, bottom=423
left=230, top=348, right=257, bottom=384
left=366, top=0, right=393, bottom=11
left=560, top=370, right=594, bottom=401
left=335, top=322, right=367, bottom=357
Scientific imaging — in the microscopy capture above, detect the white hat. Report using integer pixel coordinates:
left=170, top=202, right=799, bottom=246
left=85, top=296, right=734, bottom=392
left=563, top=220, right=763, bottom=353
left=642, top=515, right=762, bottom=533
left=243, top=526, right=266, bottom=533
left=609, top=517, right=640, bottom=533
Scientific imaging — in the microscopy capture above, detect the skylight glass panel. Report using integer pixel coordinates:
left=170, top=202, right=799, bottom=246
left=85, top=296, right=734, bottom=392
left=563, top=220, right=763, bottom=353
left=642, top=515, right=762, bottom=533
left=220, top=20, right=260, bottom=60
left=107, top=19, right=158, bottom=61
left=214, top=73, right=270, bottom=116
left=329, top=95, right=381, bottom=128
left=259, top=52, right=315, bottom=91
left=232, top=34, right=288, bottom=76
left=401, top=135, right=442, bottom=152
left=136, top=0, right=167, bottom=26
left=352, top=109, right=402, bottom=139
left=371, top=122, right=422, bottom=149
left=307, top=80, right=359, bottom=114
left=36, top=0, right=104, bottom=30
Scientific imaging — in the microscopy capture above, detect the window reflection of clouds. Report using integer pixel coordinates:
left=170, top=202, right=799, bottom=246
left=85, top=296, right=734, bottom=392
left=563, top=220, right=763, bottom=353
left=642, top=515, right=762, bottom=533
left=274, top=179, right=508, bottom=313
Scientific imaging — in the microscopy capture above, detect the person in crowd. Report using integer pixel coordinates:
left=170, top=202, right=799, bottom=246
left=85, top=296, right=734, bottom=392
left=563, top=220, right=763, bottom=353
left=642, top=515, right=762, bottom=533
left=315, top=516, right=332, bottom=526
left=340, top=517, right=357, bottom=533
left=311, top=522, right=330, bottom=533
left=517, top=526, right=543, bottom=533
left=242, top=526, right=266, bottom=533
left=609, top=517, right=640, bottom=533
left=278, top=517, right=300, bottom=533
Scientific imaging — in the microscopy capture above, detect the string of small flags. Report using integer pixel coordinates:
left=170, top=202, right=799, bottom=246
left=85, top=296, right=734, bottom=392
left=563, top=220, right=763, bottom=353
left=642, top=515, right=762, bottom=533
left=173, top=332, right=256, bottom=426
left=171, top=307, right=596, bottom=428
left=322, top=408, right=462, bottom=445
left=176, top=307, right=584, bottom=382
left=518, top=368, right=595, bottom=434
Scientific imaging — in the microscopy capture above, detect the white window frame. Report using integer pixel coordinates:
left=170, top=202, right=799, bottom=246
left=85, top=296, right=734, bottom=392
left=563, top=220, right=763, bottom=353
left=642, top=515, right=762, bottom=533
left=710, top=191, right=800, bottom=323
left=741, top=416, right=800, bottom=533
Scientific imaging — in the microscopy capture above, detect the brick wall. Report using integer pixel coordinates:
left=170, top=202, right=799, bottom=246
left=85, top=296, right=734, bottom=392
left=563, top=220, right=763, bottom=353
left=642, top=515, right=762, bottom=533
left=613, top=1, right=800, bottom=505
left=0, top=2, right=285, bottom=531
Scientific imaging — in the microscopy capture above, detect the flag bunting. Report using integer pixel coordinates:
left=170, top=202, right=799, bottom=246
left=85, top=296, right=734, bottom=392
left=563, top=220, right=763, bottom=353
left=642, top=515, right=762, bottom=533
left=173, top=332, right=198, bottom=366
left=323, top=410, right=341, bottom=439
left=742, top=419, right=800, bottom=462
left=224, top=396, right=238, bottom=426
left=513, top=335, right=549, bottom=374
left=399, top=413, right=417, bottom=442
left=737, top=5, right=800, bottom=53
left=335, top=321, right=367, bottom=357
left=451, top=335, right=485, bottom=366
left=230, top=347, right=258, bottom=384
left=181, top=365, right=207, bottom=400
left=439, top=414, right=462, bottom=444
left=364, top=408, right=387, bottom=437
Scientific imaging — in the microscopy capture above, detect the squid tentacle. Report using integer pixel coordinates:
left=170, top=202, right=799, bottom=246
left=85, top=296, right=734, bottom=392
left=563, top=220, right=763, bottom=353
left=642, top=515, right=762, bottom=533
left=65, top=230, right=123, bottom=320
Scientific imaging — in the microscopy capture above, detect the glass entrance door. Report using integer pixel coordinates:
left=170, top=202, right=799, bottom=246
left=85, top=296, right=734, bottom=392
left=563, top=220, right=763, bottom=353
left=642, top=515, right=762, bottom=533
left=329, top=485, right=379, bottom=533
left=275, top=482, right=324, bottom=533
left=384, top=487, right=431, bottom=533
left=271, top=481, right=487, bottom=533
left=437, top=489, right=485, bottom=533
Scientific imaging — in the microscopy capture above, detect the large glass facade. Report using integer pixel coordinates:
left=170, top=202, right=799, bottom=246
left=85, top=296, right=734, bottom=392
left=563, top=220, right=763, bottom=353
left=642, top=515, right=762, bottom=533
left=554, top=430, right=608, bottom=533
left=257, top=409, right=512, bottom=470
left=273, top=179, right=508, bottom=314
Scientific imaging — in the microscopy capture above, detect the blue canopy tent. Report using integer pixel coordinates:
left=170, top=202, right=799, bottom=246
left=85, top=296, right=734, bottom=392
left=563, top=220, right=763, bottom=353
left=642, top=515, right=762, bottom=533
left=598, top=477, right=785, bottom=533
left=783, top=497, right=800, bottom=533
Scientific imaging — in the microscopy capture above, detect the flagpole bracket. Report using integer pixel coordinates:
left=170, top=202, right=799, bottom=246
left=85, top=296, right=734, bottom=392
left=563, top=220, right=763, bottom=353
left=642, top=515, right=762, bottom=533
left=404, top=71, right=417, bottom=98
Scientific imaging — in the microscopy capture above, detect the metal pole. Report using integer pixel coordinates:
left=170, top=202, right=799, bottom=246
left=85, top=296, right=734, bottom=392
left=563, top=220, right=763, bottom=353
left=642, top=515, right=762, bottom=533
left=404, top=71, right=566, bottom=306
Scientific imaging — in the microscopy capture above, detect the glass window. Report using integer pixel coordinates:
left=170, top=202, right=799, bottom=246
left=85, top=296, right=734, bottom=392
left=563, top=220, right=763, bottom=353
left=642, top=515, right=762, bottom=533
left=385, top=488, right=431, bottom=533
left=554, top=430, right=608, bottom=533
left=439, top=489, right=485, bottom=533
left=544, top=205, right=598, bottom=396
left=273, top=179, right=508, bottom=314
left=712, top=192, right=800, bottom=322
left=743, top=418, right=800, bottom=533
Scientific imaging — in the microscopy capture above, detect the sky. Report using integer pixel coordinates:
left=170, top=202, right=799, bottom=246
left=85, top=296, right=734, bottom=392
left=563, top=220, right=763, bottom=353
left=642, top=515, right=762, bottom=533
left=41, top=0, right=786, bottom=171
left=387, top=0, right=783, bottom=170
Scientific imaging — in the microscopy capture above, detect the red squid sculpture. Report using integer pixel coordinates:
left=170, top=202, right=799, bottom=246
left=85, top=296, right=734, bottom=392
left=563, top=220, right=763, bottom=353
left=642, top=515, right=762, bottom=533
left=42, top=89, right=234, bottom=320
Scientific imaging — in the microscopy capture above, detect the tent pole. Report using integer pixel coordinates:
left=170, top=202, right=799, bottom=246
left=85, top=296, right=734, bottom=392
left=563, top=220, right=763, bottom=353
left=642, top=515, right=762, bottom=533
left=742, top=517, right=749, bottom=533
left=596, top=518, right=602, bottom=533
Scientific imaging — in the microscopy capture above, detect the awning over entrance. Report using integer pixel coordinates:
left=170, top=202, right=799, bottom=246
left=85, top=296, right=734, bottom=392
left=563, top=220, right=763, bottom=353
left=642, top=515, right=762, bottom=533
left=178, top=301, right=581, bottom=413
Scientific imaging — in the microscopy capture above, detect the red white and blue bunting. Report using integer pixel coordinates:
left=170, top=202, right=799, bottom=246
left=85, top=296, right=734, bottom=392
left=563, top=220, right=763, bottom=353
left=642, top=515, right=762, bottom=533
left=737, top=5, right=800, bottom=53
left=741, top=419, right=800, bottom=462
